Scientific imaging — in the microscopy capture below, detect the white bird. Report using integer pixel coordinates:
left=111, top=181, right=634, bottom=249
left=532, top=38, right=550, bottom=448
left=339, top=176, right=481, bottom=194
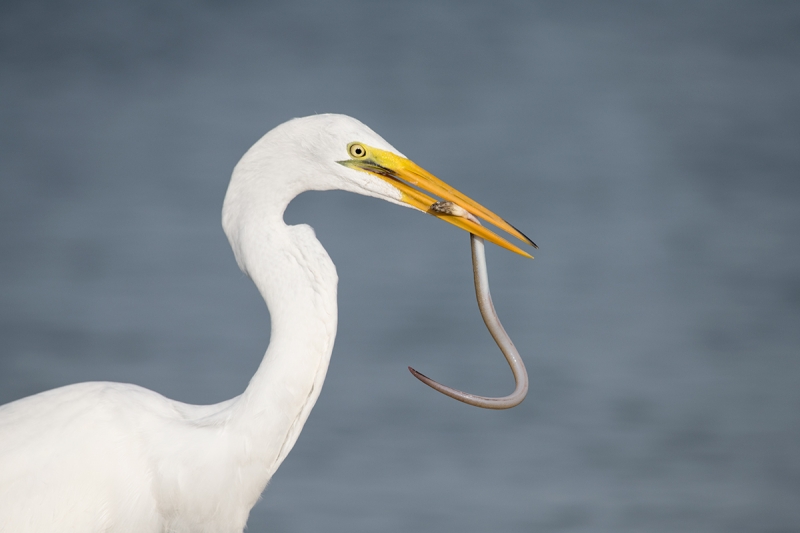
left=0, top=114, right=535, bottom=532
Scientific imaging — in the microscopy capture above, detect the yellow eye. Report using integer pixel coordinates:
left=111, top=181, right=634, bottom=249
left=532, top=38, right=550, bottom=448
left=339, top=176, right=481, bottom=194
left=348, top=143, right=367, bottom=158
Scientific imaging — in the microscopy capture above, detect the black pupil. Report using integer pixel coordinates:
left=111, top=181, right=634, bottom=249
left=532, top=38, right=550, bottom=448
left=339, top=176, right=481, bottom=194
left=355, top=147, right=363, bottom=155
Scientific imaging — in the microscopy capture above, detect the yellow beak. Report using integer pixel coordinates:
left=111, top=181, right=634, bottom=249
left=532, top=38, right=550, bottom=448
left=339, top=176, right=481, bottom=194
left=339, top=144, right=536, bottom=258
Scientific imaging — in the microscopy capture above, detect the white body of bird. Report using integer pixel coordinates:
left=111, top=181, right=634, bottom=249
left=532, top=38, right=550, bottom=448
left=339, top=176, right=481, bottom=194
left=0, top=114, right=533, bottom=532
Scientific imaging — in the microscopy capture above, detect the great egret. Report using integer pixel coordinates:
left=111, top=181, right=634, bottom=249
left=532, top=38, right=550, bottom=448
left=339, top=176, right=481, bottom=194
left=0, top=114, right=535, bottom=532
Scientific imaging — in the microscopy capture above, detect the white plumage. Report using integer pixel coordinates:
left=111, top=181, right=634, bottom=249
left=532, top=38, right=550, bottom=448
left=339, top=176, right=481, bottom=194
left=0, top=114, right=533, bottom=532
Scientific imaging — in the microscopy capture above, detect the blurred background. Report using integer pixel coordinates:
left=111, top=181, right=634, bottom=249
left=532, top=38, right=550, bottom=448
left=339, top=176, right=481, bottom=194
left=1, top=1, right=798, bottom=531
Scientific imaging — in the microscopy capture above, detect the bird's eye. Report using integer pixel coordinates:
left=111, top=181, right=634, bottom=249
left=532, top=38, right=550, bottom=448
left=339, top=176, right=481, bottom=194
left=348, top=143, right=367, bottom=158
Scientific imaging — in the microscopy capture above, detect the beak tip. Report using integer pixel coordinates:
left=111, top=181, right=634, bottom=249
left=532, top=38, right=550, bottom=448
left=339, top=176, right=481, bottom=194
left=505, top=220, right=537, bottom=249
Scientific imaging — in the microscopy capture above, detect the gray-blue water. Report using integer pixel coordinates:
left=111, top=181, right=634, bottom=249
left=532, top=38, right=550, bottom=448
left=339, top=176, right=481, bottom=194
left=1, top=2, right=798, bottom=531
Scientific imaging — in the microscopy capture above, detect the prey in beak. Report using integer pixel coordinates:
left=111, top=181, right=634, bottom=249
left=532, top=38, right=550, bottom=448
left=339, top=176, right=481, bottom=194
left=338, top=142, right=536, bottom=258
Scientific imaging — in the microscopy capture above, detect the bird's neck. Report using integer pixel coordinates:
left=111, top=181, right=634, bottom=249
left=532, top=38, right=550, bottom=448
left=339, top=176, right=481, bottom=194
left=228, top=212, right=338, bottom=499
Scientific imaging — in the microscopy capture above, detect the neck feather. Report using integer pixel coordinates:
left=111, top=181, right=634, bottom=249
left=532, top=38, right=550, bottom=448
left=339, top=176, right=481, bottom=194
left=225, top=203, right=338, bottom=503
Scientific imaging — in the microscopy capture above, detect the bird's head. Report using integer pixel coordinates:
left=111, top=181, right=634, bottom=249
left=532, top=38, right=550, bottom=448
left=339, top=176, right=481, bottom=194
left=224, top=114, right=535, bottom=258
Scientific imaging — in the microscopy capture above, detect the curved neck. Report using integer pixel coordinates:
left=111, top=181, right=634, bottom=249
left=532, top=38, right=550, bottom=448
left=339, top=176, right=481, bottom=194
left=226, top=207, right=338, bottom=497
